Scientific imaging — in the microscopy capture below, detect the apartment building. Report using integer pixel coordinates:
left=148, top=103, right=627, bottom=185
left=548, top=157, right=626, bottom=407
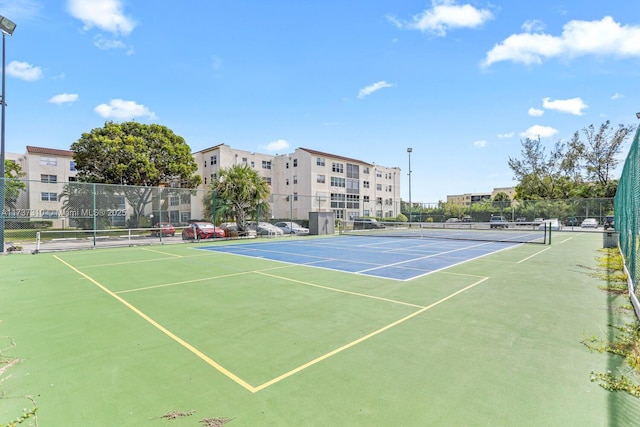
left=8, top=143, right=401, bottom=227
left=193, top=145, right=402, bottom=222
left=447, top=187, right=516, bottom=205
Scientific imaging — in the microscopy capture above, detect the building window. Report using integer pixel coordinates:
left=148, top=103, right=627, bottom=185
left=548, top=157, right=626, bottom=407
left=42, top=210, right=59, bottom=219
left=317, top=157, right=325, bottom=166
left=363, top=195, right=370, bottom=203
left=330, top=177, right=346, bottom=187
left=169, top=195, right=180, bottom=206
left=317, top=174, right=325, bottom=183
left=346, top=194, right=359, bottom=209
left=40, top=174, right=57, bottom=184
left=262, top=160, right=271, bottom=169
left=386, top=185, right=392, bottom=192
left=376, top=184, right=382, bottom=191
left=41, top=192, right=57, bottom=201
left=330, top=193, right=346, bottom=209
left=286, top=162, right=289, bottom=169
left=363, top=167, right=369, bottom=174
left=40, top=156, right=57, bottom=166
left=286, top=178, right=290, bottom=185
left=332, top=162, right=344, bottom=173
left=347, top=179, right=359, bottom=194
left=346, top=163, right=359, bottom=179
left=180, top=194, right=191, bottom=204
left=376, top=170, right=382, bottom=178
left=263, top=177, right=272, bottom=185
left=211, top=173, right=217, bottom=181
left=363, top=181, right=370, bottom=188
left=293, top=175, right=298, bottom=184
left=294, top=192, right=298, bottom=201
left=251, top=161, right=255, bottom=168
left=70, top=161, right=77, bottom=171
left=204, top=160, right=207, bottom=167
left=211, top=155, right=217, bottom=165
left=242, top=157, right=248, bottom=164
left=333, top=209, right=345, bottom=219
left=293, top=159, right=298, bottom=167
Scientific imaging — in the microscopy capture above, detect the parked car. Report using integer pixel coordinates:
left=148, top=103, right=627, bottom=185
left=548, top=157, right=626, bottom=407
left=565, top=217, right=579, bottom=227
left=152, top=222, right=175, bottom=237
left=247, top=222, right=284, bottom=236
left=219, top=222, right=257, bottom=238
left=515, top=217, right=527, bottom=223
left=181, top=222, right=225, bottom=240
left=445, top=218, right=460, bottom=223
left=489, top=215, right=508, bottom=229
left=533, top=218, right=544, bottom=224
left=353, top=218, right=385, bottom=229
left=461, top=216, right=472, bottom=222
left=581, top=218, right=598, bottom=228
left=539, top=218, right=562, bottom=231
left=603, top=215, right=615, bottom=230
left=273, top=221, right=310, bottom=235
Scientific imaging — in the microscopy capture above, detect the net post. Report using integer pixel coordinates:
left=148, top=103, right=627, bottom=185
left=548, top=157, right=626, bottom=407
left=547, top=222, right=551, bottom=245
left=92, top=183, right=97, bottom=247
left=35, top=231, right=40, bottom=253
left=158, top=187, right=162, bottom=243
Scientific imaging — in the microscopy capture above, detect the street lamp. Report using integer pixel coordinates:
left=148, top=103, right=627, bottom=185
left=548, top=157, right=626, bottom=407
left=0, top=15, right=16, bottom=254
left=407, top=147, right=412, bottom=223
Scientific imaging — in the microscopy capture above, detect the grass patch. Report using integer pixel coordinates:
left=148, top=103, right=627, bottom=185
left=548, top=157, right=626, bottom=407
left=582, top=248, right=640, bottom=398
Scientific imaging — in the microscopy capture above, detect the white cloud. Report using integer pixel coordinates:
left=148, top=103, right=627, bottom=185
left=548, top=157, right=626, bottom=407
left=473, top=140, right=487, bottom=148
left=49, top=93, right=79, bottom=105
left=358, top=81, right=395, bottom=99
left=6, top=61, right=43, bottom=81
left=94, top=99, right=156, bottom=120
left=93, top=35, right=127, bottom=50
left=520, top=125, right=558, bottom=139
left=542, top=97, right=588, bottom=115
left=611, top=93, right=624, bottom=100
left=521, top=19, right=545, bottom=33
left=67, top=0, right=136, bottom=35
left=483, top=16, right=640, bottom=67
left=497, top=132, right=514, bottom=139
left=528, top=107, right=544, bottom=116
left=261, top=139, right=290, bottom=152
left=389, top=0, right=493, bottom=37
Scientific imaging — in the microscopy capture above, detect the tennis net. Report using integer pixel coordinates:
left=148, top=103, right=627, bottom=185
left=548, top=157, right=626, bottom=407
left=340, top=220, right=550, bottom=244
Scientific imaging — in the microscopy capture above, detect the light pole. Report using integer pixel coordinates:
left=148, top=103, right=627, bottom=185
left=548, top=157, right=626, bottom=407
left=407, top=147, right=412, bottom=223
left=0, top=15, right=16, bottom=254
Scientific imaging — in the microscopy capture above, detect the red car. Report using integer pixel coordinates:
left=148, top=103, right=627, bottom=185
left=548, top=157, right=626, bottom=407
left=181, top=222, right=225, bottom=240
left=152, top=222, right=176, bottom=237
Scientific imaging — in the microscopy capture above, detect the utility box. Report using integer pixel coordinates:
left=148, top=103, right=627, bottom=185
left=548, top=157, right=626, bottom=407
left=603, top=231, right=619, bottom=249
left=309, top=212, right=335, bottom=235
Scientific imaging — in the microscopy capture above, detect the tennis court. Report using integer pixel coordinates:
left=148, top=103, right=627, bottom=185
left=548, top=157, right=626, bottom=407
left=1, top=231, right=635, bottom=426
left=199, top=236, right=530, bottom=280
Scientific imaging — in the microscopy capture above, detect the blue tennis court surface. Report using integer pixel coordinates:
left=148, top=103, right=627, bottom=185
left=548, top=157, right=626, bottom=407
left=198, top=236, right=522, bottom=280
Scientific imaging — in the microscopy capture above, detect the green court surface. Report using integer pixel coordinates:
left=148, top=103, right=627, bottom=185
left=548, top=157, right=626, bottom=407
left=0, top=232, right=637, bottom=426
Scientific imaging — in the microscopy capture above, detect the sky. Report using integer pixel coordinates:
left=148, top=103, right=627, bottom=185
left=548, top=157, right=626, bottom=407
left=2, top=0, right=640, bottom=203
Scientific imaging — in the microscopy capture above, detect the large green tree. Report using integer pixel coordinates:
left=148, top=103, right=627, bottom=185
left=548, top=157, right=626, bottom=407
left=204, top=164, right=270, bottom=231
left=70, top=121, right=201, bottom=226
left=509, top=121, right=634, bottom=200
left=3, top=159, right=26, bottom=210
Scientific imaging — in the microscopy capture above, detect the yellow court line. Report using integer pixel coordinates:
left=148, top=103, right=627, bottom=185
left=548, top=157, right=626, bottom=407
left=252, top=276, right=490, bottom=392
left=255, top=271, right=425, bottom=308
left=79, top=252, right=213, bottom=268
left=116, top=271, right=255, bottom=294
left=141, top=247, right=184, bottom=257
left=517, top=246, right=552, bottom=264
left=53, top=255, right=258, bottom=393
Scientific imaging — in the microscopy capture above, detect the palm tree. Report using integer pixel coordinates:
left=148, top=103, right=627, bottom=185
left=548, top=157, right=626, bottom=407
left=204, top=164, right=271, bottom=232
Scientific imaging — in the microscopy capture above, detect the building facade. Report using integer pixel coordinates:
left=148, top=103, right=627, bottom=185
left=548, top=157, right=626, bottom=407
left=193, top=145, right=402, bottom=223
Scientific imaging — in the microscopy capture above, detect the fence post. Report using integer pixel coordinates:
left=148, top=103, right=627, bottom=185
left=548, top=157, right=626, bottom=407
left=92, top=183, right=97, bottom=247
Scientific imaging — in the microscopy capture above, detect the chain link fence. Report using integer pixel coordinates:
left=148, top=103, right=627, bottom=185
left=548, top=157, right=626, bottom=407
left=0, top=178, right=618, bottom=253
